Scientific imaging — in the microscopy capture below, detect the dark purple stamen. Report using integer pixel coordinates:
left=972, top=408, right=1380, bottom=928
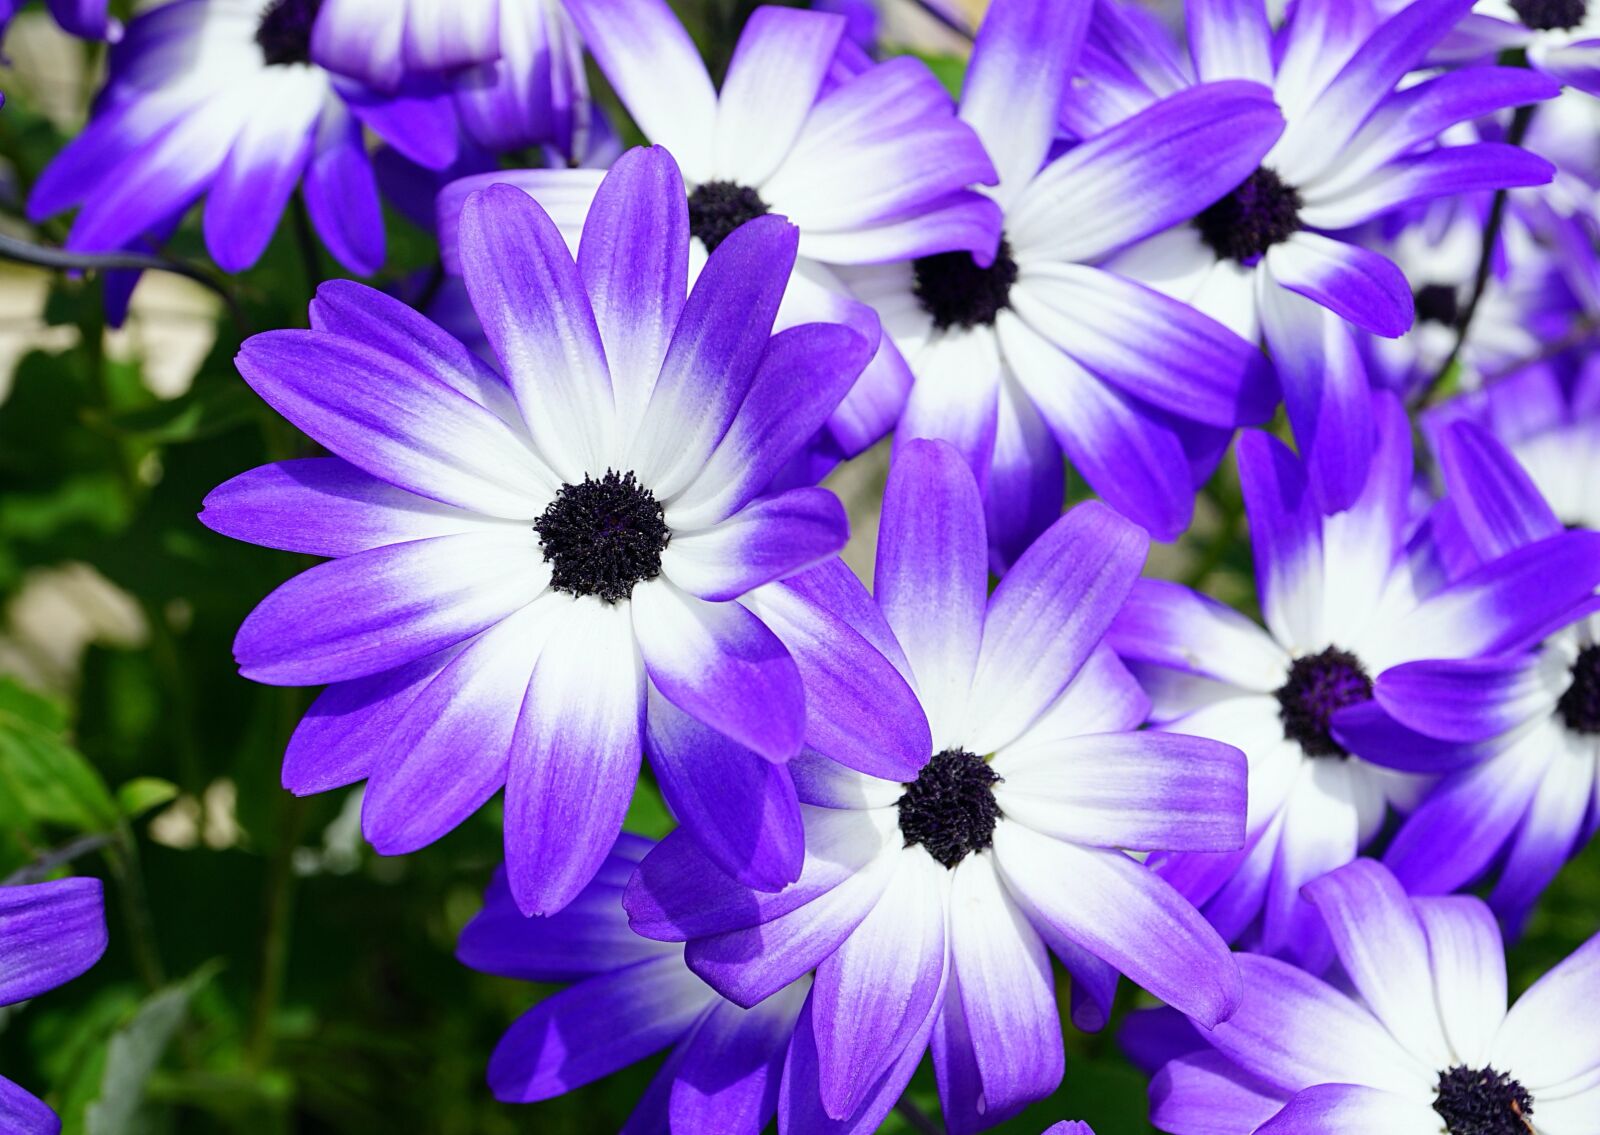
left=535, top=470, right=669, bottom=604
left=1558, top=644, right=1600, bottom=734
left=912, top=239, right=1019, bottom=331
left=1433, top=1066, right=1534, bottom=1135
left=897, top=749, right=1002, bottom=868
left=1275, top=647, right=1373, bottom=758
left=687, top=181, right=770, bottom=253
left=1510, top=0, right=1586, bottom=30
left=1197, top=167, right=1303, bottom=265
left=256, top=0, right=322, bottom=66
left=1415, top=283, right=1463, bottom=328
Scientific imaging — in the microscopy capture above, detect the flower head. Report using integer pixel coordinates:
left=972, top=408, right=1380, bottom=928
left=1109, top=393, right=1600, bottom=967
left=200, top=146, right=922, bottom=916
left=839, top=0, right=1285, bottom=557
left=1378, top=409, right=1600, bottom=927
left=0, top=878, right=107, bottom=1135
left=1150, top=860, right=1600, bottom=1135
left=436, top=0, right=1002, bottom=488
left=457, top=833, right=918, bottom=1135
left=624, top=439, right=1247, bottom=1131
left=1088, top=0, right=1557, bottom=509
left=26, top=0, right=590, bottom=287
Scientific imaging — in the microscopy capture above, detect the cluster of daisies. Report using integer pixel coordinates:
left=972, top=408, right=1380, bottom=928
left=7, top=0, right=1600, bottom=1131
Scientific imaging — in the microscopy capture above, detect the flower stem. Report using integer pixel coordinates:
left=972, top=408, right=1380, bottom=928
left=1418, top=101, right=1539, bottom=406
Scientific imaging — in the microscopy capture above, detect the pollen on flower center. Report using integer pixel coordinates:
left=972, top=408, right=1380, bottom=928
left=1510, top=0, right=1587, bottom=30
left=1414, top=283, right=1462, bottom=328
left=911, top=238, right=1019, bottom=331
left=534, top=470, right=669, bottom=604
left=896, top=749, right=1003, bottom=868
left=1196, top=167, right=1303, bottom=265
left=256, top=0, right=322, bottom=67
left=687, top=181, right=770, bottom=253
left=1433, top=1065, right=1535, bottom=1135
left=1557, top=644, right=1600, bottom=734
left=1274, top=647, right=1373, bottom=758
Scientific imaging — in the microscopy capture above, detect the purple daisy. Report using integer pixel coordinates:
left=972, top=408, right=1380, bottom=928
left=624, top=439, right=1247, bottom=1131
left=436, top=0, right=1001, bottom=487
left=1376, top=416, right=1600, bottom=927
left=457, top=833, right=924, bottom=1135
left=1149, top=859, right=1600, bottom=1135
left=837, top=0, right=1284, bottom=555
left=25, top=0, right=571, bottom=280
left=1109, top=392, right=1600, bottom=969
left=200, top=146, right=924, bottom=915
left=1087, top=0, right=1557, bottom=509
left=0, top=878, right=108, bottom=1135
left=1397, top=0, right=1600, bottom=98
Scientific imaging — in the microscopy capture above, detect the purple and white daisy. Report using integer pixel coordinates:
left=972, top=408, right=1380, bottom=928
left=1149, top=859, right=1600, bottom=1135
left=26, top=0, right=564, bottom=280
left=437, top=0, right=1001, bottom=487
left=837, top=0, right=1283, bottom=554
left=1109, top=393, right=1600, bottom=969
left=1088, top=0, right=1557, bottom=508
left=28, top=0, right=399, bottom=277
left=625, top=439, right=1247, bottom=1131
left=457, top=833, right=922, bottom=1135
left=0, top=878, right=107, bottom=1135
left=200, top=147, right=923, bottom=915
left=1402, top=0, right=1600, bottom=98
left=1376, top=414, right=1600, bottom=926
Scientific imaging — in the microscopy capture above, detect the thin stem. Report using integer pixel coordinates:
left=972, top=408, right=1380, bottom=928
left=1417, top=102, right=1538, bottom=406
left=910, top=0, right=974, bottom=38
left=1, top=832, right=115, bottom=885
left=290, top=192, right=325, bottom=300
left=894, top=1097, right=944, bottom=1135
left=0, top=231, right=247, bottom=337
left=104, top=827, right=168, bottom=991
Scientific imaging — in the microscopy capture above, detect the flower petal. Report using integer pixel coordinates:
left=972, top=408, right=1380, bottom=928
left=875, top=438, right=988, bottom=751
left=456, top=183, right=613, bottom=482
left=644, top=686, right=804, bottom=892
left=505, top=598, right=645, bottom=916
left=994, top=822, right=1240, bottom=1027
left=632, top=580, right=804, bottom=762
left=235, top=531, right=546, bottom=685
left=812, top=849, right=949, bottom=1118
left=965, top=501, right=1149, bottom=754
left=0, top=879, right=106, bottom=1007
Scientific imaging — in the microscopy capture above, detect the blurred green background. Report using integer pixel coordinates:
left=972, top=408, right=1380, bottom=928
left=1, top=2, right=1597, bottom=1132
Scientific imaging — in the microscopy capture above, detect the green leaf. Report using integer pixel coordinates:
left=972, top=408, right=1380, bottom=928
left=117, top=777, right=180, bottom=820
left=84, top=379, right=259, bottom=446
left=0, top=678, right=119, bottom=831
left=85, top=963, right=221, bottom=1135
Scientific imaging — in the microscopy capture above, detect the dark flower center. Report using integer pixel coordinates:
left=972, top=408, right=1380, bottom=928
left=1197, top=167, right=1303, bottom=265
left=1557, top=644, right=1600, bottom=734
left=1433, top=1066, right=1534, bottom=1135
left=1510, top=0, right=1586, bottom=30
left=897, top=749, right=1002, bottom=868
left=533, top=470, right=669, bottom=604
left=1415, top=283, right=1462, bottom=328
left=256, top=0, right=322, bottom=67
left=1275, top=647, right=1373, bottom=758
left=687, top=181, right=770, bottom=253
left=912, top=239, right=1019, bottom=331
